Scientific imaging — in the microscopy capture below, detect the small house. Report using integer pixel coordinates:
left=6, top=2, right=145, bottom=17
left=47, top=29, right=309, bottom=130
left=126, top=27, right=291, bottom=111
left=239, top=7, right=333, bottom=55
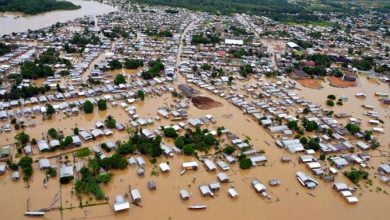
left=217, top=172, right=230, bottom=183
left=159, top=162, right=170, bottom=172
left=148, top=181, right=157, bottom=190
left=180, top=189, right=190, bottom=200
left=228, top=187, right=239, bottom=198
left=199, top=185, right=213, bottom=197
left=113, top=195, right=130, bottom=212
left=131, top=189, right=141, bottom=203
left=182, top=161, right=198, bottom=170
left=203, top=159, right=217, bottom=171
left=39, top=158, right=51, bottom=169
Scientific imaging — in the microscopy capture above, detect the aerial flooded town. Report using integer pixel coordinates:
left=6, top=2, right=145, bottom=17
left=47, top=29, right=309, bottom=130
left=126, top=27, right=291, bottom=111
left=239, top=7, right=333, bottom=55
left=0, top=0, right=389, bottom=219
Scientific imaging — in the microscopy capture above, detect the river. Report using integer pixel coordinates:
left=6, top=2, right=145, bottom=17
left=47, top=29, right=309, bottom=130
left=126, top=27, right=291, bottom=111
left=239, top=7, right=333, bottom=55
left=0, top=0, right=116, bottom=36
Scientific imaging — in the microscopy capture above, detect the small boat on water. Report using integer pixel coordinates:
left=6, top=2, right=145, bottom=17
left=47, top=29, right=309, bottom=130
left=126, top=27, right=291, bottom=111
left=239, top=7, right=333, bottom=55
left=24, top=211, right=45, bottom=217
left=188, top=205, right=207, bottom=210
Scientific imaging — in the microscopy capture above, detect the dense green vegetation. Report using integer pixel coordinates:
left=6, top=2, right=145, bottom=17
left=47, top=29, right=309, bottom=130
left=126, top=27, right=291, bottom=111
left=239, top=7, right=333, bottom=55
left=345, top=123, right=361, bottom=134
left=238, top=154, right=252, bottom=169
left=0, top=0, right=80, bottom=15
left=18, top=156, right=33, bottom=181
left=0, top=43, right=17, bottom=56
left=108, top=59, right=123, bottom=70
left=133, top=0, right=366, bottom=24
left=75, top=148, right=92, bottom=158
left=172, top=127, right=218, bottom=153
left=20, top=48, right=71, bottom=79
left=97, top=99, right=107, bottom=111
left=70, top=33, right=101, bottom=48
left=103, top=27, right=129, bottom=39
left=239, top=64, right=254, bottom=77
left=83, top=100, right=94, bottom=114
left=191, top=33, right=221, bottom=45
left=344, top=168, right=368, bottom=184
left=141, top=60, right=164, bottom=79
left=116, top=132, right=163, bottom=157
left=15, top=131, right=30, bottom=147
left=114, top=74, right=126, bottom=85
left=0, top=84, right=50, bottom=101
left=145, top=29, right=173, bottom=38
left=351, top=57, right=375, bottom=71
left=137, top=90, right=145, bottom=101
left=124, top=59, right=143, bottom=69
left=105, top=116, right=116, bottom=129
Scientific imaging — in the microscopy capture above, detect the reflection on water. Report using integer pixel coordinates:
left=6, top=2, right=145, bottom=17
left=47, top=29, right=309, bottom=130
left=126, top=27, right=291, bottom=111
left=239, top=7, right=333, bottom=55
left=0, top=0, right=116, bottom=35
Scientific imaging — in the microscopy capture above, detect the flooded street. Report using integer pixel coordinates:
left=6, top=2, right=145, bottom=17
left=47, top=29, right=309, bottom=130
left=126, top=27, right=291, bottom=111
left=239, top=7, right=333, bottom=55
left=0, top=0, right=116, bottom=35
left=1, top=73, right=389, bottom=220
left=296, top=76, right=390, bottom=146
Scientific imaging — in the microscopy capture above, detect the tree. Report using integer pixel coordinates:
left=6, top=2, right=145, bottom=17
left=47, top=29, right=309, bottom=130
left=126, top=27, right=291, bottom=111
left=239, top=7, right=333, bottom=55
left=302, top=119, right=319, bottom=132
left=105, top=115, right=116, bottom=129
left=108, top=59, right=122, bottom=70
left=239, top=158, right=252, bottom=169
left=97, top=173, right=112, bottom=184
left=62, top=136, right=73, bottom=147
left=137, top=90, right=145, bottom=101
left=124, top=59, right=143, bottom=69
left=183, top=144, right=195, bottom=155
left=304, top=138, right=320, bottom=151
left=18, top=156, right=33, bottom=181
left=116, top=142, right=135, bottom=155
left=175, top=137, right=185, bottom=149
left=46, top=103, right=55, bottom=116
left=327, top=94, right=336, bottom=100
left=114, top=74, right=126, bottom=85
left=287, top=120, right=298, bottom=130
left=300, top=137, right=308, bottom=145
left=83, top=100, right=94, bottom=114
left=326, top=100, right=334, bottom=106
left=9, top=163, right=19, bottom=171
left=73, top=127, right=79, bottom=135
left=48, top=128, right=58, bottom=139
left=223, top=145, right=236, bottom=155
left=344, top=168, right=368, bottom=184
left=345, top=123, right=361, bottom=134
left=97, top=99, right=107, bottom=111
left=370, top=139, right=380, bottom=149
left=15, top=132, right=30, bottom=146
left=164, top=127, right=178, bottom=138
left=363, top=130, right=373, bottom=141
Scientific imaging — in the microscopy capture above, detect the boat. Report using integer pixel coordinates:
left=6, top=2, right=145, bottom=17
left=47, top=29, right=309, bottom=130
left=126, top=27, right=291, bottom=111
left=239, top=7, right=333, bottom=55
left=180, top=169, right=186, bottom=175
left=188, top=205, right=207, bottom=210
left=24, top=211, right=45, bottom=217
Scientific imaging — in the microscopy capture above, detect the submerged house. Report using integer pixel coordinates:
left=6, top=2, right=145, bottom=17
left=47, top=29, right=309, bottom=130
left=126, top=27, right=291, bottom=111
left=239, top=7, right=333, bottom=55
left=199, top=185, right=213, bottom=197
left=180, top=189, right=190, bottom=200
left=113, top=195, right=130, bottom=212
left=182, top=161, right=199, bottom=170
left=296, top=171, right=318, bottom=189
left=59, top=164, right=74, bottom=184
left=131, top=188, right=142, bottom=203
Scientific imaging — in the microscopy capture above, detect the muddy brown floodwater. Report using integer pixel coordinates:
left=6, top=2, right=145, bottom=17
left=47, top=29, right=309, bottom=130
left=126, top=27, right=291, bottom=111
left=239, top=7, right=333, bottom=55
left=0, top=74, right=389, bottom=220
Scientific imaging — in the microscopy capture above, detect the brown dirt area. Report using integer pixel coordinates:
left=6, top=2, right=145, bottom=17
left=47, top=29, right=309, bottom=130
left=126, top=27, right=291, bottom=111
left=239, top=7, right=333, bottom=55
left=328, top=76, right=356, bottom=88
left=296, top=78, right=323, bottom=89
left=191, top=96, right=223, bottom=110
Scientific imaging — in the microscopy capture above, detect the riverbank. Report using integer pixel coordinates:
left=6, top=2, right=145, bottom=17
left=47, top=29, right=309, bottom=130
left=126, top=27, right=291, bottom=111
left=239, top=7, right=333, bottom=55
left=0, top=0, right=116, bottom=35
